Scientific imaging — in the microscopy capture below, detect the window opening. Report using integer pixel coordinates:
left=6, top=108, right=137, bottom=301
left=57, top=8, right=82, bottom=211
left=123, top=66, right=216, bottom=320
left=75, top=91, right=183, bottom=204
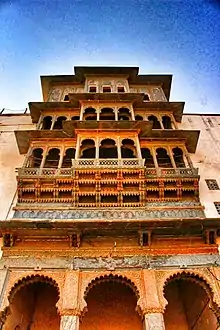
left=143, top=94, right=150, bottom=102
left=162, top=115, right=172, bottom=129
left=62, top=148, right=76, bottom=168
left=148, top=115, right=161, bottom=129
left=64, top=95, right=69, bottom=101
left=156, top=148, right=172, bottom=168
left=42, top=116, right=52, bottom=130
left=206, top=179, right=219, bottom=190
left=99, top=139, right=118, bottom=158
left=53, top=116, right=67, bottom=129
left=103, top=86, right=111, bottom=93
left=121, top=139, right=136, bottom=158
left=173, top=147, right=186, bottom=168
left=44, top=148, right=60, bottom=168
left=100, top=108, right=115, bottom=120
left=141, top=148, right=154, bottom=167
left=80, top=139, right=96, bottom=159
left=89, top=86, right=97, bottom=93
left=117, top=86, right=125, bottom=93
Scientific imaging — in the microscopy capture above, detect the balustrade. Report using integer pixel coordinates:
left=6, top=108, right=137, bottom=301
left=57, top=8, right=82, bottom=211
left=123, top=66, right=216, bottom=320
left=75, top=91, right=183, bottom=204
left=72, top=158, right=145, bottom=168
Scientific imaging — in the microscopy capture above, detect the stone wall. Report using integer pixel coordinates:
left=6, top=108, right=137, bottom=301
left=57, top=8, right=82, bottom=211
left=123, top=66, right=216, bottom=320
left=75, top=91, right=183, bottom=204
left=0, top=115, right=35, bottom=220
left=178, top=114, right=220, bottom=218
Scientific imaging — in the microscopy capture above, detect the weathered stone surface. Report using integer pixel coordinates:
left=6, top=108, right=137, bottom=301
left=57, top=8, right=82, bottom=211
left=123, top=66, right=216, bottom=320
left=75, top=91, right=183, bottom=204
left=144, top=313, right=165, bottom=330
left=1, top=254, right=220, bottom=270
left=13, top=205, right=205, bottom=220
left=60, top=315, right=79, bottom=330
left=0, top=269, right=8, bottom=307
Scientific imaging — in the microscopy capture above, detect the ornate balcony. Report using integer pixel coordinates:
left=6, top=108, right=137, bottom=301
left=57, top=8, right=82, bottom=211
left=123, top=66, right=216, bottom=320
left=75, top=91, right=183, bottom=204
left=145, top=167, right=199, bottom=178
left=72, top=158, right=145, bottom=168
left=18, top=167, right=73, bottom=177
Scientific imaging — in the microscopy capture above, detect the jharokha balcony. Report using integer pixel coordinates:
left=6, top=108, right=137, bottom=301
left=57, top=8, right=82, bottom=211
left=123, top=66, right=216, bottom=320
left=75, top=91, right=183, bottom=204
left=16, top=155, right=200, bottom=206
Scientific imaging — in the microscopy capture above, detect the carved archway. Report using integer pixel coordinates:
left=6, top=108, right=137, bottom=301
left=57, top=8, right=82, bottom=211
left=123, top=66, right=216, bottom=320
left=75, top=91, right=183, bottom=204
left=2, top=275, right=61, bottom=330
left=163, top=271, right=220, bottom=329
left=81, top=274, right=143, bottom=330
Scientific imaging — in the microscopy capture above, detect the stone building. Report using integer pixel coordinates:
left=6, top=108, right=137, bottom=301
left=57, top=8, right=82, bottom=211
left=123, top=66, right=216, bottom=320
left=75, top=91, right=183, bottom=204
left=0, top=66, right=220, bottom=329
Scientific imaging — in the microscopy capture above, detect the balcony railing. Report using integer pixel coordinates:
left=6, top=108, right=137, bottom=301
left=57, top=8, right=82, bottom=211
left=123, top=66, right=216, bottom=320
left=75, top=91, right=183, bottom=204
left=18, top=167, right=73, bottom=177
left=145, top=167, right=199, bottom=177
left=72, top=158, right=145, bottom=168
left=17, top=164, right=198, bottom=178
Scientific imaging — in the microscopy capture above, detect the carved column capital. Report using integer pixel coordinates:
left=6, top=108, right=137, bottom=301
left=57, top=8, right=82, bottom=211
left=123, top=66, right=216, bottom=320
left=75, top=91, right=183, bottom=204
left=59, top=308, right=82, bottom=317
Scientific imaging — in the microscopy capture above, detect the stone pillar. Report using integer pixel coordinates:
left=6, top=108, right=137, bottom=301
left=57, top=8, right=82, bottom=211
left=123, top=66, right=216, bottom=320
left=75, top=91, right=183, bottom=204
left=170, top=113, right=178, bottom=129
left=51, top=116, right=56, bottom=130
left=58, top=146, right=65, bottom=168
left=97, top=107, right=100, bottom=121
left=40, top=146, right=48, bottom=168
left=151, top=147, right=158, bottom=170
left=36, top=114, right=43, bottom=130
left=75, top=137, right=81, bottom=159
left=144, top=312, right=165, bottom=330
left=130, top=106, right=135, bottom=120
left=135, top=136, right=142, bottom=159
left=183, top=146, right=194, bottom=168
left=79, top=106, right=84, bottom=121
left=114, top=107, right=118, bottom=121
left=95, top=137, right=99, bottom=159
left=117, top=137, right=121, bottom=159
left=167, top=146, right=176, bottom=169
left=60, top=314, right=80, bottom=330
left=158, top=116, right=164, bottom=129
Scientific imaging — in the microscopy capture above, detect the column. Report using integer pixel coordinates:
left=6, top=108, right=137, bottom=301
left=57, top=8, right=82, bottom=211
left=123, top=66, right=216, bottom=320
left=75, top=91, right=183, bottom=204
left=60, top=314, right=79, bottom=330
left=79, top=106, right=84, bottom=121
left=95, top=137, right=99, bottom=159
left=51, top=116, right=56, bottom=130
left=144, top=313, right=165, bottom=330
left=135, top=136, right=142, bottom=159
left=117, top=137, right=121, bottom=159
left=58, top=146, right=65, bottom=168
left=183, top=146, right=193, bottom=168
left=130, top=106, right=135, bottom=121
left=23, top=147, right=33, bottom=167
left=114, top=107, right=118, bottom=121
left=40, top=147, right=48, bottom=168
left=170, top=113, right=178, bottom=129
left=75, top=137, right=81, bottom=159
left=97, top=107, right=100, bottom=121
left=167, top=146, right=176, bottom=168
left=158, top=116, right=164, bottom=129
left=36, top=114, right=43, bottom=130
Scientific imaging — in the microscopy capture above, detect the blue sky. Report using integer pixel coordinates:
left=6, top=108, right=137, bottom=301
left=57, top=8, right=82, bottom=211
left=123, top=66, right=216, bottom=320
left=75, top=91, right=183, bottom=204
left=0, top=0, right=220, bottom=113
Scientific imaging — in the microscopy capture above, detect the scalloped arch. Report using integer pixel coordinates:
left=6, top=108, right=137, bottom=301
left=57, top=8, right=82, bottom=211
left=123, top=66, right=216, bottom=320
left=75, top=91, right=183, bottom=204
left=8, top=274, right=60, bottom=303
left=84, top=273, right=140, bottom=301
left=163, top=271, right=214, bottom=298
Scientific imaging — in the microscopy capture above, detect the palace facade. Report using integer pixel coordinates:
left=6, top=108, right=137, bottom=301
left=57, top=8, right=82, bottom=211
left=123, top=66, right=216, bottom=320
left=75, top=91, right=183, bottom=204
left=0, top=66, right=220, bottom=329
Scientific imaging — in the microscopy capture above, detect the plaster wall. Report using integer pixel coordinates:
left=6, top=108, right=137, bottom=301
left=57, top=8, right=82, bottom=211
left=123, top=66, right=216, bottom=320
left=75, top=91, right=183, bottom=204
left=0, top=115, right=35, bottom=220
left=178, top=115, right=220, bottom=218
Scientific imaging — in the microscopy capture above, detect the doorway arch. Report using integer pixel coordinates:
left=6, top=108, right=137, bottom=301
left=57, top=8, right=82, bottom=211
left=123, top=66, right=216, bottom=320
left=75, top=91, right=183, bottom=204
left=81, top=274, right=142, bottom=330
left=3, top=275, right=60, bottom=330
left=164, top=272, right=219, bottom=330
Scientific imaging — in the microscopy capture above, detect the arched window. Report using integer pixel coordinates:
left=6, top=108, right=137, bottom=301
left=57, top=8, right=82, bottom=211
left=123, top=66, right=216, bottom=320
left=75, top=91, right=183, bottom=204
left=64, top=95, right=69, bottom=101
left=135, top=115, right=143, bottom=121
left=148, top=115, right=161, bottom=129
left=141, top=148, right=154, bottom=167
left=117, top=86, right=125, bottom=93
left=89, top=86, right=97, bottom=93
left=102, top=86, right=111, bottom=93
left=162, top=115, right=172, bottom=129
left=44, top=148, right=60, bottom=168
left=62, top=148, right=76, bottom=168
left=53, top=116, right=67, bottom=129
left=173, top=147, right=186, bottom=168
left=121, top=139, right=136, bottom=158
left=42, top=116, right=52, bottom=130
left=83, top=108, right=97, bottom=121
left=29, top=148, right=43, bottom=168
left=118, top=108, right=131, bottom=121
left=99, top=139, right=117, bottom=158
left=100, top=108, right=115, bottom=121
left=80, top=139, right=96, bottom=158
left=71, top=116, right=80, bottom=120
left=143, top=94, right=150, bottom=102
left=156, top=148, right=172, bottom=168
